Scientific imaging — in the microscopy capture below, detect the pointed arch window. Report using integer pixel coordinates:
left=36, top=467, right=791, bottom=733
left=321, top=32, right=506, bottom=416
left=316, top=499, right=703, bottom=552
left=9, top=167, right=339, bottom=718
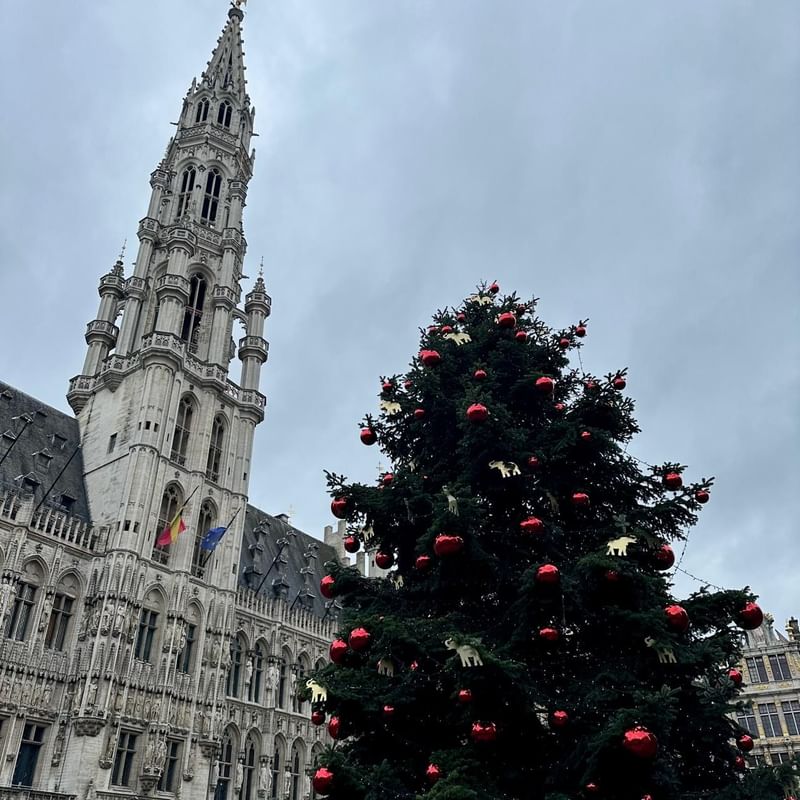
left=175, top=167, right=197, bottom=218
left=248, top=642, right=266, bottom=703
left=181, top=274, right=207, bottom=350
left=226, top=635, right=245, bottom=697
left=192, top=499, right=216, bottom=579
left=277, top=658, right=289, bottom=709
left=242, top=734, right=258, bottom=800
left=152, top=484, right=182, bottom=564
left=215, top=730, right=235, bottom=800
left=290, top=748, right=302, bottom=800
left=195, top=98, right=210, bottom=123
left=217, top=101, right=233, bottom=129
left=170, top=396, right=195, bottom=466
left=201, top=169, right=223, bottom=226
left=270, top=744, right=283, bottom=800
left=206, top=415, right=226, bottom=483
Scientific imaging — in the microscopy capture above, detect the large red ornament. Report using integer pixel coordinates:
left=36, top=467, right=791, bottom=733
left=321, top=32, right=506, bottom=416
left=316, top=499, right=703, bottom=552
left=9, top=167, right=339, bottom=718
left=471, top=721, right=497, bottom=743
left=474, top=369, right=487, bottom=380
left=558, top=337, right=570, bottom=349
left=381, top=380, right=394, bottom=393
left=348, top=627, right=371, bottom=651
left=580, top=430, right=592, bottom=442
left=440, top=325, right=453, bottom=334
left=553, top=402, right=566, bottom=413
left=311, top=710, right=325, bottom=725
left=320, top=575, right=336, bottom=599
left=527, top=455, right=541, bottom=469
left=420, top=350, right=441, bottom=366
left=343, top=535, right=360, bottom=554
left=331, top=497, right=348, bottom=519
left=515, top=330, right=528, bottom=342
left=737, top=602, right=764, bottom=630
left=382, top=473, right=394, bottom=486
left=728, top=668, right=743, bottom=687
left=329, top=639, right=348, bottom=664
left=426, top=764, right=441, bottom=784
left=663, top=472, right=683, bottom=490
left=653, top=543, right=675, bottom=570
left=665, top=604, right=690, bottom=632
left=375, top=551, right=394, bottom=569
left=538, top=626, right=560, bottom=642
left=434, top=534, right=464, bottom=556
left=571, top=492, right=590, bottom=507
left=584, top=380, right=599, bottom=393
left=466, top=403, right=489, bottom=422
left=312, top=768, right=334, bottom=795
left=734, top=755, right=746, bottom=771
left=520, top=516, right=544, bottom=534
left=585, top=783, right=599, bottom=794
left=403, top=379, right=413, bottom=390
left=737, top=734, right=754, bottom=752
left=535, top=376, right=555, bottom=394
left=427, top=325, right=439, bottom=333
left=575, top=324, right=587, bottom=337
left=551, top=710, right=569, bottom=728
left=458, top=688, right=473, bottom=704
left=622, top=727, right=658, bottom=759
left=695, top=489, right=710, bottom=504
left=612, top=377, right=627, bottom=390
left=457, top=312, right=466, bottom=322
left=497, top=312, right=517, bottom=328
left=604, top=569, right=621, bottom=584
left=536, top=564, right=560, bottom=585
left=327, top=716, right=341, bottom=739
left=415, top=554, right=432, bottom=571
left=414, top=408, right=426, bottom=419
left=488, top=281, right=500, bottom=294
left=360, top=427, right=377, bottom=445
left=382, top=704, right=395, bottom=719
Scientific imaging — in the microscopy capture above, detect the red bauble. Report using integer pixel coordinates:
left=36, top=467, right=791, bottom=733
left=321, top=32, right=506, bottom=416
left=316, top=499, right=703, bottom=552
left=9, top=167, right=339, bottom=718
left=348, top=627, right=371, bottom=652
left=734, top=755, right=746, bottom=771
left=580, top=430, right=592, bottom=442
left=382, top=704, right=395, bottom=719
left=515, top=330, right=528, bottom=342
left=571, top=492, right=590, bottom=507
left=737, top=734, right=754, bottom=752
left=536, top=564, right=560, bottom=585
left=457, top=312, right=466, bottom=322
left=538, top=626, right=560, bottom=642
left=327, top=716, right=341, bottom=739
left=360, top=428, right=377, bottom=445
left=737, top=602, right=764, bottom=630
left=695, top=489, right=710, bottom=504
left=527, top=455, right=541, bottom=469
left=604, top=569, right=621, bottom=583
left=320, top=575, right=336, bottom=599
left=665, top=604, right=690, bottom=632
left=553, top=402, right=566, bottom=413
left=415, top=554, right=432, bottom=571
left=613, top=377, right=627, bottom=390
left=520, top=516, right=544, bottom=534
left=474, top=369, right=487, bottom=380
left=427, top=325, right=439, bottom=333
left=312, top=768, right=334, bottom=795
left=535, top=376, right=555, bottom=394
left=441, top=325, right=453, bottom=334
left=381, top=380, right=394, bottom=393
left=375, top=551, right=394, bottom=569
left=471, top=721, right=497, bottom=743
left=458, top=688, right=473, bottom=704
left=663, top=472, right=683, bottom=490
left=497, top=312, right=516, bottom=329
left=426, top=764, right=441, bottom=784
left=414, top=408, right=426, bottom=419
left=653, top=544, right=675, bottom=570
left=403, top=379, right=413, bottom=390
left=331, top=497, right=348, bottom=519
left=488, top=281, right=500, bottom=294
left=585, top=783, right=599, bottom=794
left=551, top=710, right=569, bottom=728
left=466, top=403, right=489, bottom=422
left=558, top=337, right=570, bottom=349
left=343, top=535, right=360, bottom=554
left=728, top=668, right=743, bottom=687
left=311, top=710, right=325, bottom=725
left=434, top=534, right=464, bottom=556
left=409, top=660, right=419, bottom=671
left=575, top=325, right=587, bottom=337
left=420, top=349, right=441, bottom=366
left=622, top=727, right=658, bottom=759
left=382, top=473, right=394, bottom=486
left=329, top=639, right=348, bottom=664
left=584, top=380, right=599, bottom=393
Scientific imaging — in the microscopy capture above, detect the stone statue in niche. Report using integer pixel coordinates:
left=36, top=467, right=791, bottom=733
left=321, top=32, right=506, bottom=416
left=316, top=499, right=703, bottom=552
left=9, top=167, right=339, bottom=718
left=113, top=605, right=126, bottom=636
left=155, top=739, right=167, bottom=771
left=258, top=762, right=271, bottom=795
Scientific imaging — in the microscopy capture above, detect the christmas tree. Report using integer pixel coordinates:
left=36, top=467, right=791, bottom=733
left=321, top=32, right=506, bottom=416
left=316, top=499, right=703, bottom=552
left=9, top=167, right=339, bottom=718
left=307, top=284, right=783, bottom=800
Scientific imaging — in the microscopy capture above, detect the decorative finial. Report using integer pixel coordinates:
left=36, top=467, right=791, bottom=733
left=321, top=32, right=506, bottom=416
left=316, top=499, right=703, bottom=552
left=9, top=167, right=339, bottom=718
left=258, top=257, right=264, bottom=278
left=233, top=0, right=247, bottom=7
left=117, top=239, right=127, bottom=263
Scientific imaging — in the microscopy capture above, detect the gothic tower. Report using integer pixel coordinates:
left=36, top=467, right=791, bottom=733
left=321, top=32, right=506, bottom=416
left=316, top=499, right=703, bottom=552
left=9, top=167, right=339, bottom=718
left=67, top=3, right=269, bottom=590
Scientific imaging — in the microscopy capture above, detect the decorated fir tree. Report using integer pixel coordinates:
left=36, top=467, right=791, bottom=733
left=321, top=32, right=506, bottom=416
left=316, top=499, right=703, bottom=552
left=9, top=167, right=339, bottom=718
left=306, top=284, right=785, bottom=800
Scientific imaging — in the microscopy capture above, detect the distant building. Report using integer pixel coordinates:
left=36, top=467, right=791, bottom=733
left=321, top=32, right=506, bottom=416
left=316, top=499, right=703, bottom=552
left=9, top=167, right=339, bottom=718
left=0, top=7, right=345, bottom=800
left=734, top=614, right=800, bottom=766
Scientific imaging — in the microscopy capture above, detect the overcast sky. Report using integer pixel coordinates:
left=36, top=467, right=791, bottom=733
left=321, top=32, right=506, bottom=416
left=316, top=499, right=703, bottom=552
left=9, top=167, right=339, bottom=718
left=0, top=1, right=798, bottom=623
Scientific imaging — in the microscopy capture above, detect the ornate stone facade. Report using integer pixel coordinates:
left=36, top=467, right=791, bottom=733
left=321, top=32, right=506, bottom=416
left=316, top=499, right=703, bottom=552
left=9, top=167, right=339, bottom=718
left=0, top=8, right=342, bottom=800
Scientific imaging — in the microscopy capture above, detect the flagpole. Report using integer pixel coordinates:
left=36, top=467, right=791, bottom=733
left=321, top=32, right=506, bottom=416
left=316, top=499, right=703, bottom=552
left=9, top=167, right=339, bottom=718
left=200, top=505, right=242, bottom=568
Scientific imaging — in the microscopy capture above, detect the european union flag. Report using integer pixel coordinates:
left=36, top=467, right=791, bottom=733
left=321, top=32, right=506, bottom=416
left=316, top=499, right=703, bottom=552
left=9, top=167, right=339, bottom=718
left=200, top=526, right=227, bottom=552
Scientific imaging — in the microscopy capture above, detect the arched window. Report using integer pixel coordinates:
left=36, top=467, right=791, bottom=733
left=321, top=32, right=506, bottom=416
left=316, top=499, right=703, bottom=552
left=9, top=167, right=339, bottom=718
left=44, top=572, right=80, bottom=651
left=195, top=98, right=210, bottom=123
left=248, top=642, right=266, bottom=703
left=270, top=740, right=285, bottom=800
left=201, top=169, right=223, bottom=226
left=227, top=635, right=245, bottom=697
left=134, top=588, right=163, bottom=663
left=215, top=729, right=235, bottom=800
left=4, top=561, right=44, bottom=642
left=242, top=734, right=258, bottom=800
left=293, top=655, right=310, bottom=713
left=170, top=396, right=195, bottom=466
left=181, top=274, right=207, bottom=349
left=175, top=167, right=196, bottom=218
left=192, top=499, right=216, bottom=579
left=206, top=416, right=226, bottom=483
left=153, top=484, right=183, bottom=564
left=277, top=657, right=289, bottom=709
left=217, top=101, right=233, bottom=128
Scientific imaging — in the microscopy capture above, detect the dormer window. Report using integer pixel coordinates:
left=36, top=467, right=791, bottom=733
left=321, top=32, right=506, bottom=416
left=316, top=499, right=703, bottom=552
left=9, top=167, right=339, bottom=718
left=217, top=101, right=232, bottom=129
left=32, top=451, right=53, bottom=472
left=200, top=169, right=222, bottom=225
left=176, top=167, right=197, bottom=219
left=19, top=474, right=40, bottom=494
left=195, top=98, right=209, bottom=123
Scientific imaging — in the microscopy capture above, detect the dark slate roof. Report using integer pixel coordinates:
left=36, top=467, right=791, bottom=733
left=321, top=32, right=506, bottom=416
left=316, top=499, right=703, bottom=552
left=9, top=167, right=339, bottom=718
left=239, top=504, right=340, bottom=617
left=0, top=381, right=91, bottom=523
